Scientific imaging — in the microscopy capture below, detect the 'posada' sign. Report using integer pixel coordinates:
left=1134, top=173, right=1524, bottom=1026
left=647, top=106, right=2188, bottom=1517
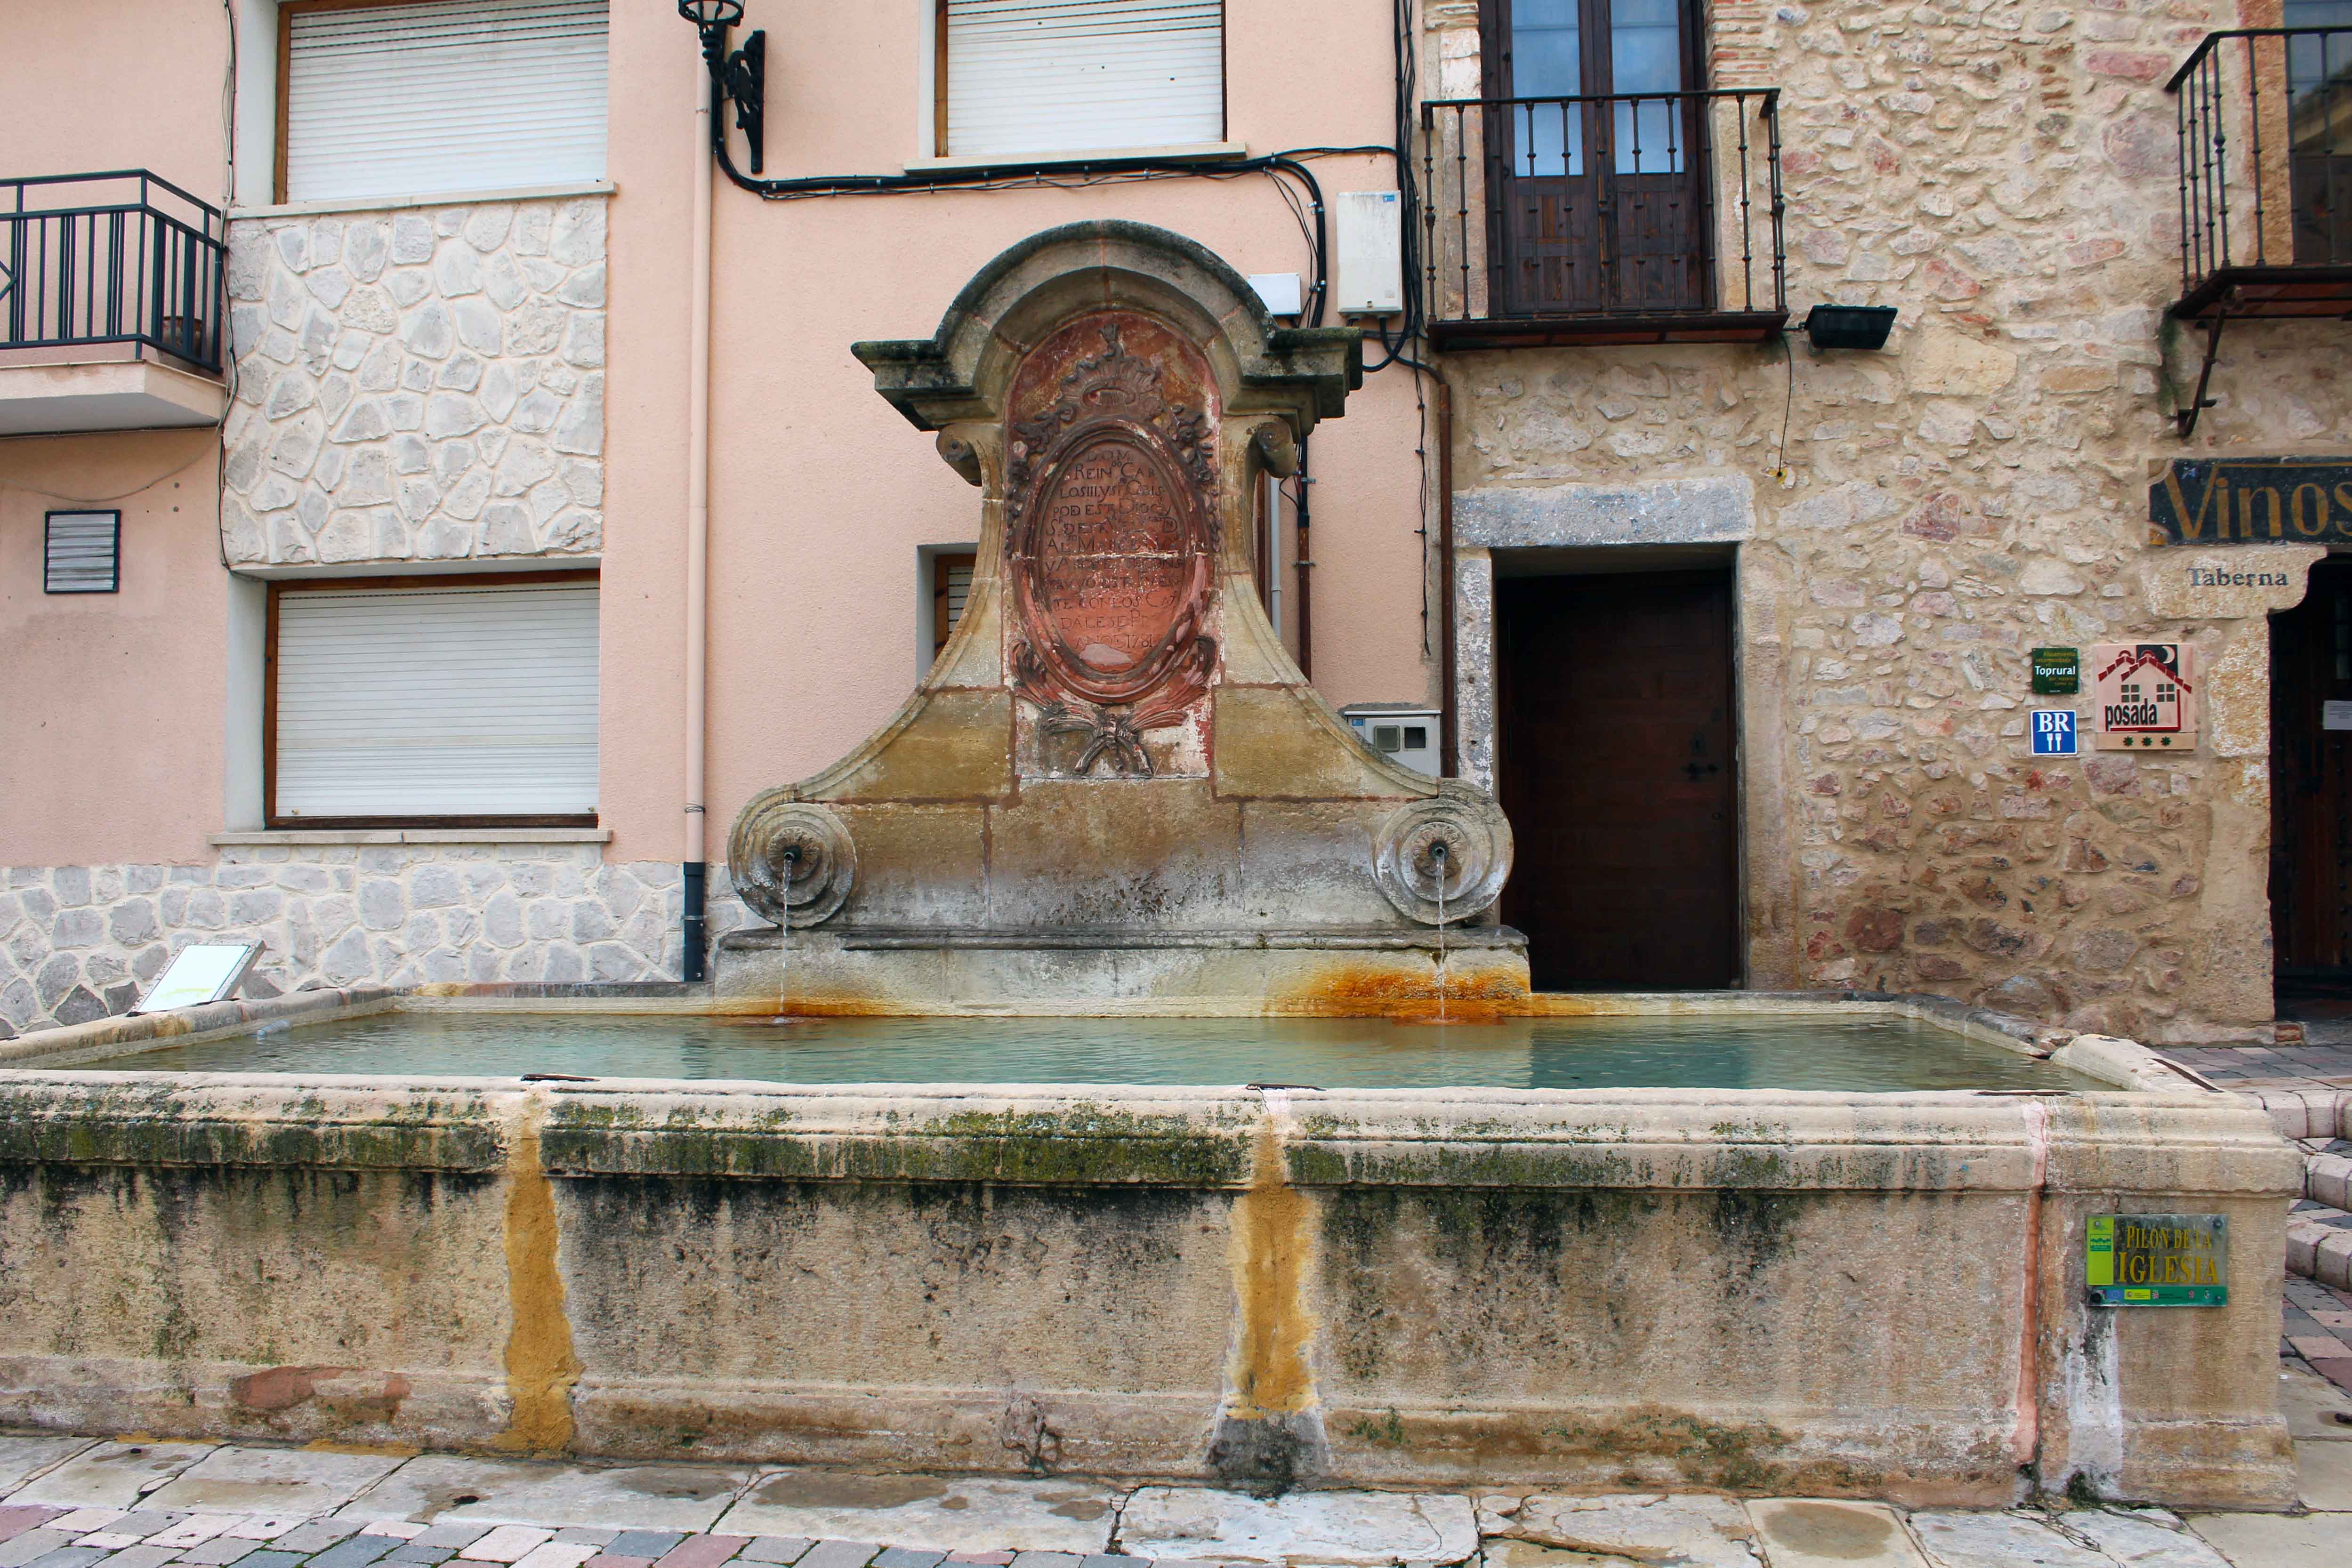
left=2148, top=457, right=2352, bottom=544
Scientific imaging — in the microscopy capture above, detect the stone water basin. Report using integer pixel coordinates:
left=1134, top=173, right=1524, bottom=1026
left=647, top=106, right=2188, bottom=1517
left=0, top=988, right=2304, bottom=1512
left=84, top=1005, right=2102, bottom=1091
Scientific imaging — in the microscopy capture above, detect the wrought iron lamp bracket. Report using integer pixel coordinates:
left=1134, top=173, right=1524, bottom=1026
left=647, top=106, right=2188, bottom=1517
left=684, top=7, right=767, bottom=175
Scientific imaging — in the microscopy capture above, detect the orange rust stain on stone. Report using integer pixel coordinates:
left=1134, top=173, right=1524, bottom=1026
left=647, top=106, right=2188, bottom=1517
left=493, top=1110, right=582, bottom=1456
left=1224, top=1116, right=1317, bottom=1420
left=1268, top=957, right=1528, bottom=1019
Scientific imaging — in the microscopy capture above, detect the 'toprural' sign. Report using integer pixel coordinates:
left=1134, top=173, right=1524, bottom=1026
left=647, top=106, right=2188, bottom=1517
left=2148, top=458, right=2352, bottom=544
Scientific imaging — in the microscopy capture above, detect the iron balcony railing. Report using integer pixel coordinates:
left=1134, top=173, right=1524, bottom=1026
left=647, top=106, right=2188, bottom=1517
left=1, top=170, right=227, bottom=373
left=2168, top=27, right=2352, bottom=317
left=1419, top=88, right=1785, bottom=346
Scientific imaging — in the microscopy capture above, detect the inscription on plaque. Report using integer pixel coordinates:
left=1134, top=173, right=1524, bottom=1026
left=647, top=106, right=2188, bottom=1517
left=2087, top=1213, right=2227, bottom=1306
left=1037, top=437, right=1190, bottom=677
left=1003, top=312, right=1219, bottom=776
left=2149, top=457, right=2352, bottom=544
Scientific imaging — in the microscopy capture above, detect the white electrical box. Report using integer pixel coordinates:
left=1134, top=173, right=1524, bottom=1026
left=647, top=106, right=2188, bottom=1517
left=1248, top=272, right=1304, bottom=317
left=1333, top=191, right=1404, bottom=315
left=1342, top=704, right=1440, bottom=777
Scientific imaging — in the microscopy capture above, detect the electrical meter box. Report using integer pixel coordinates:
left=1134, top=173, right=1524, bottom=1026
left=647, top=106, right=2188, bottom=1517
left=1248, top=272, right=1304, bottom=317
left=1333, top=192, right=1404, bottom=315
left=1342, top=703, right=1440, bottom=776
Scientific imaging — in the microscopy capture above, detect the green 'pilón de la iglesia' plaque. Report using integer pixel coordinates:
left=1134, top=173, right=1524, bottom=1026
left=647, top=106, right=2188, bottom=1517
left=2087, top=1214, right=2227, bottom=1306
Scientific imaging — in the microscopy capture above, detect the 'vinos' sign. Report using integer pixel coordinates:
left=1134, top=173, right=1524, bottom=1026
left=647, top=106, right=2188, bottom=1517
left=2148, top=458, right=2352, bottom=544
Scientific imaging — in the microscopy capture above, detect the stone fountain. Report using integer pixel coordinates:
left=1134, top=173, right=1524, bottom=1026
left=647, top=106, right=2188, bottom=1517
left=716, top=222, right=1525, bottom=1014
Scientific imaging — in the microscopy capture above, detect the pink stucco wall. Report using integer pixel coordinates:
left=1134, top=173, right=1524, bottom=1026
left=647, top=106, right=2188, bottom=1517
left=1, top=0, right=1434, bottom=875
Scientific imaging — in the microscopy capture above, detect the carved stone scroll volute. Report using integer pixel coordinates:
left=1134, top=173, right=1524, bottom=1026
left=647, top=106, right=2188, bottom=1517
left=1005, top=315, right=1219, bottom=779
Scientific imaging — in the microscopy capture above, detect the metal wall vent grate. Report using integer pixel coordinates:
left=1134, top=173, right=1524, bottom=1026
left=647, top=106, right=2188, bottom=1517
left=44, top=511, right=121, bottom=594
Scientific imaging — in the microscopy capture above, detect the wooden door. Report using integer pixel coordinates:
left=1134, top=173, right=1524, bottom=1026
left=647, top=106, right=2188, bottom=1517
left=1481, top=0, right=1709, bottom=316
left=2271, top=558, right=2352, bottom=975
left=1496, top=569, right=1739, bottom=989
left=2285, top=7, right=2352, bottom=264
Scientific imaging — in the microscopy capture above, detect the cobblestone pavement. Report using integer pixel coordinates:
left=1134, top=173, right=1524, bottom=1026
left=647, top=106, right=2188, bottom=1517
left=2284, top=1271, right=2352, bottom=1399
left=2155, top=1041, right=2352, bottom=1093
left=0, top=1391, right=2345, bottom=1568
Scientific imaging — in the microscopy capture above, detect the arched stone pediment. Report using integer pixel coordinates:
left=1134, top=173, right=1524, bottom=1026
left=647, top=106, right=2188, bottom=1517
left=722, top=221, right=1525, bottom=1015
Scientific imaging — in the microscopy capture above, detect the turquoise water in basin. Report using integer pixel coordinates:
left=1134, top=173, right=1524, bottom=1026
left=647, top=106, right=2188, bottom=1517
left=97, top=1010, right=2105, bottom=1092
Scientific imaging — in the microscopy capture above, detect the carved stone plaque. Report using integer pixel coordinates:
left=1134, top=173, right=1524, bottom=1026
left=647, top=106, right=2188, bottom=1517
left=1033, top=434, right=1194, bottom=687
left=1007, top=313, right=1217, bottom=775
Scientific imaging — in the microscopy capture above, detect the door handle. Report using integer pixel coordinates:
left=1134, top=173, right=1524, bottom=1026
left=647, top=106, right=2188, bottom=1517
left=1682, top=762, right=1720, bottom=781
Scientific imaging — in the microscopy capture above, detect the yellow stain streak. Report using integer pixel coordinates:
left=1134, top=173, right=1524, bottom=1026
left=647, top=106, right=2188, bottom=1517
left=1224, top=1113, right=1318, bottom=1419
left=492, top=1107, right=582, bottom=1455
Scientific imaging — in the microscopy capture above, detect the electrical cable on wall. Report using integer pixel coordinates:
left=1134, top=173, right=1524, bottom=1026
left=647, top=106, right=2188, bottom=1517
left=680, top=7, right=1453, bottom=700
left=213, top=0, right=240, bottom=571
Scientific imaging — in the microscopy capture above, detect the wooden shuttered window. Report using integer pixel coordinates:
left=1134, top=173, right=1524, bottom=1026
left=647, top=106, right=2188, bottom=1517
left=932, top=551, right=977, bottom=663
left=280, top=0, right=610, bottom=203
left=269, top=579, right=600, bottom=825
left=941, top=0, right=1224, bottom=158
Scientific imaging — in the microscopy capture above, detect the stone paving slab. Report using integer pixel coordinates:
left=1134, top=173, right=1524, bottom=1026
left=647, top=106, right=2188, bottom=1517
left=146, top=1452, right=406, bottom=1522
left=1117, top=1488, right=1476, bottom=1565
left=1477, top=1495, right=1756, bottom=1568
left=342, top=1459, right=751, bottom=1534
left=0, top=1447, right=95, bottom=1501
left=2054, top=1512, right=2227, bottom=1568
left=1909, top=1512, right=2109, bottom=1568
left=714, top=1477, right=1115, bottom=1558
left=1746, top=1501, right=1925, bottom=1568
left=4, top=1436, right=2351, bottom=1567
left=2298, top=1434, right=2352, bottom=1510
left=2182, top=1511, right=2347, bottom=1568
left=8, top=1447, right=219, bottom=1512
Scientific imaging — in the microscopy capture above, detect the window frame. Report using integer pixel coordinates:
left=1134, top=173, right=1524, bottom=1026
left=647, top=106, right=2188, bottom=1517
left=274, top=0, right=609, bottom=204
left=932, top=547, right=978, bottom=664
left=263, top=569, right=603, bottom=831
left=930, top=0, right=1231, bottom=160
left=1477, top=0, right=1708, bottom=102
left=277, top=0, right=430, bottom=205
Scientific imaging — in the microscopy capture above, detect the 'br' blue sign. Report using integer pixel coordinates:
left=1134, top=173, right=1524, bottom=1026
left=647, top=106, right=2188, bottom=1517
left=2031, top=709, right=2078, bottom=756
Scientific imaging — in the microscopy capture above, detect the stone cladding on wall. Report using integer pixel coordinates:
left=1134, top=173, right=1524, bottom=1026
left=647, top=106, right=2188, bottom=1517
left=0, top=852, right=757, bottom=1037
left=219, top=197, right=607, bottom=565
left=1428, top=0, right=2352, bottom=1040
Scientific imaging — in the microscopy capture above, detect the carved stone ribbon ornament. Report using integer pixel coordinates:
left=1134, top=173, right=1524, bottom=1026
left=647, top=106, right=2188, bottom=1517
left=1005, top=317, right=1218, bottom=778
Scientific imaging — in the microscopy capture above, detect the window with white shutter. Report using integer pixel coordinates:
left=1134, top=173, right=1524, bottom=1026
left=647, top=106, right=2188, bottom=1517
left=269, top=579, right=600, bottom=824
left=940, top=0, right=1225, bottom=158
left=280, top=0, right=609, bottom=204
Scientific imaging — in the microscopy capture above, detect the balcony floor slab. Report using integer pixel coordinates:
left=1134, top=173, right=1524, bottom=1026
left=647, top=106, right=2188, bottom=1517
left=0, top=358, right=228, bottom=436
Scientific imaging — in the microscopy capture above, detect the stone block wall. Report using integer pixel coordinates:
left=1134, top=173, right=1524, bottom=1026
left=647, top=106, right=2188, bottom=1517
left=1427, top=0, right=2345, bottom=1039
left=219, top=197, right=607, bottom=565
left=0, top=851, right=757, bottom=1037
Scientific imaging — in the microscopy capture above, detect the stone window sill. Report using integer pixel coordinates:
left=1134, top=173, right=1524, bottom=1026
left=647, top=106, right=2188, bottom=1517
left=230, top=180, right=616, bottom=222
left=210, top=828, right=613, bottom=847
left=903, top=144, right=1246, bottom=174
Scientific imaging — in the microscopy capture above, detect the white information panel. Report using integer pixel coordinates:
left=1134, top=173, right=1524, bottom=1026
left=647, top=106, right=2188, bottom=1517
left=132, top=942, right=263, bottom=1014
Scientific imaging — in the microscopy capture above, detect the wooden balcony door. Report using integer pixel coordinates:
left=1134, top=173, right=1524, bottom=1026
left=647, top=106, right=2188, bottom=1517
left=2285, top=3, right=2352, bottom=263
left=1481, top=0, right=1710, bottom=317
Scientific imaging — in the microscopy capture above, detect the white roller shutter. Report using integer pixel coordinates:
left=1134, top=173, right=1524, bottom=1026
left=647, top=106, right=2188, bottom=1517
left=945, top=0, right=1224, bottom=157
left=274, top=582, right=600, bottom=820
left=283, top=0, right=609, bottom=203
